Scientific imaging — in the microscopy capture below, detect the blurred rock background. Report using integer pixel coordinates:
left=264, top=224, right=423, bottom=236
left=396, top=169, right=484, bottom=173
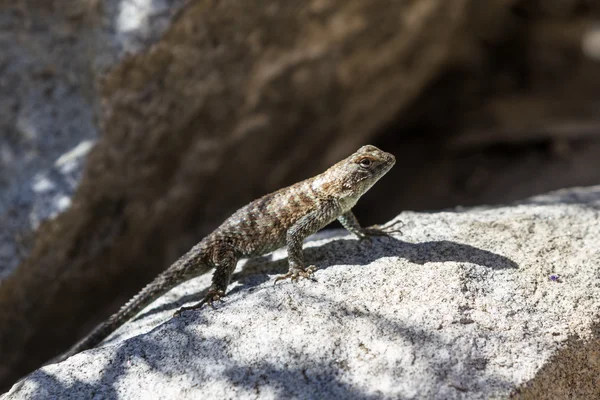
left=0, top=0, right=599, bottom=392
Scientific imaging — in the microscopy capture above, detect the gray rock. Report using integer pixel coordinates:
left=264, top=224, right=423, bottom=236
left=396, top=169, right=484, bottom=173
left=0, top=140, right=94, bottom=280
left=4, top=186, right=600, bottom=399
left=0, top=0, right=187, bottom=280
left=92, top=0, right=187, bottom=75
left=0, top=3, right=98, bottom=278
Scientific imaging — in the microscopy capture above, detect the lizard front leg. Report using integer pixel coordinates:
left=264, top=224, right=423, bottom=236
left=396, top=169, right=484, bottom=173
left=274, top=210, right=325, bottom=284
left=338, top=210, right=402, bottom=239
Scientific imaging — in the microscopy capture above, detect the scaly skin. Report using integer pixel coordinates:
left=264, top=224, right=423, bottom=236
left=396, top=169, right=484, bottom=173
left=56, top=145, right=397, bottom=362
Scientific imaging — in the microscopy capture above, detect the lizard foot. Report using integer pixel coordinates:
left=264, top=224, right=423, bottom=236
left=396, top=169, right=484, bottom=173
left=174, top=289, right=225, bottom=316
left=274, top=265, right=317, bottom=284
left=361, top=220, right=404, bottom=238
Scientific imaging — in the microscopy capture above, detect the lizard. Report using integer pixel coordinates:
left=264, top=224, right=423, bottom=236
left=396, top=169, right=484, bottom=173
left=57, top=144, right=398, bottom=361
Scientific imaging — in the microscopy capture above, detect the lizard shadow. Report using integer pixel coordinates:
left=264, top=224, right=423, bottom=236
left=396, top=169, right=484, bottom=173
left=233, top=236, right=518, bottom=290
left=137, top=236, right=517, bottom=318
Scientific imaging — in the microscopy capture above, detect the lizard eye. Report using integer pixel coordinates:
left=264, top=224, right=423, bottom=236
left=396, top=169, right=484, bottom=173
left=358, top=158, right=372, bottom=168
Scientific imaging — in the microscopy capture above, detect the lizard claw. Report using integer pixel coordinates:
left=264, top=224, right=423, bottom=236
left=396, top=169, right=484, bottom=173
left=174, top=289, right=225, bottom=316
left=274, top=265, right=318, bottom=284
left=384, top=219, right=404, bottom=234
left=362, top=220, right=404, bottom=238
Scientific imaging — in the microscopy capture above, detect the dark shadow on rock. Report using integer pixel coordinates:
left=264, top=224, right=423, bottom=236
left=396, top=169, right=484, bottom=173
left=8, top=369, right=117, bottom=400
left=19, top=328, right=167, bottom=400
left=135, top=236, right=517, bottom=319
left=24, top=297, right=515, bottom=399
left=511, top=321, right=600, bottom=399
left=24, top=316, right=388, bottom=398
left=382, top=239, right=519, bottom=268
left=11, top=349, right=125, bottom=400
left=233, top=237, right=518, bottom=290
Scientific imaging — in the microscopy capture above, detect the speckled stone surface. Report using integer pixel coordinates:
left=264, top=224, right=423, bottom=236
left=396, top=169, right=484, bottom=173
left=0, top=0, right=186, bottom=280
left=4, top=186, right=600, bottom=399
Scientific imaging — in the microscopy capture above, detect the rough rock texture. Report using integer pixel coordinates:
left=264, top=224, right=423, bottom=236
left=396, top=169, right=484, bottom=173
left=0, top=0, right=188, bottom=384
left=4, top=186, right=600, bottom=399
left=0, top=2, right=97, bottom=278
left=3, top=0, right=600, bottom=393
left=0, top=140, right=93, bottom=280
left=0, top=0, right=469, bottom=389
left=0, top=0, right=186, bottom=280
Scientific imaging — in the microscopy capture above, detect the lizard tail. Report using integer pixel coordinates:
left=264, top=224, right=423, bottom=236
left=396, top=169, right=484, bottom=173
left=52, top=251, right=209, bottom=363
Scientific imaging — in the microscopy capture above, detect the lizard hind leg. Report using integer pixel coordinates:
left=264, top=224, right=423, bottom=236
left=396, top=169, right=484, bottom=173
left=173, top=289, right=225, bottom=316
left=174, top=247, right=237, bottom=315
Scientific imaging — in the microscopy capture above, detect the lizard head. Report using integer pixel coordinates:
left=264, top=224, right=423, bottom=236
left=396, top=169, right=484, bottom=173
left=341, top=144, right=396, bottom=196
left=313, top=145, right=395, bottom=202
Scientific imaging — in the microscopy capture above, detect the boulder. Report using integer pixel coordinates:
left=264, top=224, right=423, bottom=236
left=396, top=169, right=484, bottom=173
left=4, top=186, right=600, bottom=399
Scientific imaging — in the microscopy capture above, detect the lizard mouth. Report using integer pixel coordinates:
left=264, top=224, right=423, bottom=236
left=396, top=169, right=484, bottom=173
left=368, top=153, right=395, bottom=181
left=387, top=153, right=396, bottom=166
left=382, top=152, right=396, bottom=171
